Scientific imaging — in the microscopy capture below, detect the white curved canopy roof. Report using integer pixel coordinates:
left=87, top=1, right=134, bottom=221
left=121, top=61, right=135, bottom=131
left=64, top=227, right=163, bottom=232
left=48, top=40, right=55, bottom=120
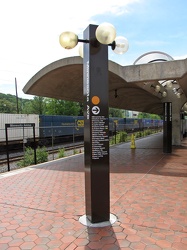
left=23, top=57, right=187, bottom=115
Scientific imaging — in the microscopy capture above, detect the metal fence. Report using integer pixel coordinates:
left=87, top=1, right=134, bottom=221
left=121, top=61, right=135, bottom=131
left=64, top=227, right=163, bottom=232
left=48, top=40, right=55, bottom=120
left=0, top=123, right=164, bottom=173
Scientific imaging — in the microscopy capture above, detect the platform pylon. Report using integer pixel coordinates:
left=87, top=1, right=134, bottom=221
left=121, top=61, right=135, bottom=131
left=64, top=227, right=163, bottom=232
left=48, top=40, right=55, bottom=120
left=130, top=133, right=136, bottom=149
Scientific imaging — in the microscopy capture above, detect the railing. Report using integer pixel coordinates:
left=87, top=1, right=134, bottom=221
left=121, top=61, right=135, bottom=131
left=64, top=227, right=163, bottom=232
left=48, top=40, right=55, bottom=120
left=0, top=124, right=163, bottom=173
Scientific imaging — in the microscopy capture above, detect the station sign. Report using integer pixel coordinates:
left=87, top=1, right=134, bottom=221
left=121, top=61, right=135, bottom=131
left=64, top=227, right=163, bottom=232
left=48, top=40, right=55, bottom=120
left=5, top=123, right=35, bottom=128
left=5, top=123, right=36, bottom=172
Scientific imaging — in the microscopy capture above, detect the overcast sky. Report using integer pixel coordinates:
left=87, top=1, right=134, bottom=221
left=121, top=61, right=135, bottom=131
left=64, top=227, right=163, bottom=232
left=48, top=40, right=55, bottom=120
left=0, top=0, right=187, bottom=99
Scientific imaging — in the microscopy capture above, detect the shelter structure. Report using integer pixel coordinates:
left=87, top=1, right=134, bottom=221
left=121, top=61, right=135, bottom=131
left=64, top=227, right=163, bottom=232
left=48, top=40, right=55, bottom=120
left=23, top=55, right=187, bottom=146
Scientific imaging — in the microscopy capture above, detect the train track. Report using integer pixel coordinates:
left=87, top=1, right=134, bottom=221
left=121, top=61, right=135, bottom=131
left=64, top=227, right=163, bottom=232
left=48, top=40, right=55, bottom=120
left=0, top=142, right=84, bottom=165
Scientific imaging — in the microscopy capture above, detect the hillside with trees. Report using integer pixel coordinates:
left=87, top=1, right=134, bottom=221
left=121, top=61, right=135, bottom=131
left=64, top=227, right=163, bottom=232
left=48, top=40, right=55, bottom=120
left=0, top=93, right=83, bottom=116
left=0, top=92, right=161, bottom=119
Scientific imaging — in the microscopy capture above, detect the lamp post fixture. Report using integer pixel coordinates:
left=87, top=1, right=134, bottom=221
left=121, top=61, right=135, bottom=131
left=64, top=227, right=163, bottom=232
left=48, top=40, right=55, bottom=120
left=59, top=23, right=128, bottom=224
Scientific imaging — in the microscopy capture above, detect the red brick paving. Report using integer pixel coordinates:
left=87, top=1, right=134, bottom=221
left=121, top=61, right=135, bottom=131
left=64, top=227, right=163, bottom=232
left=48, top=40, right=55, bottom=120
left=0, top=133, right=187, bottom=249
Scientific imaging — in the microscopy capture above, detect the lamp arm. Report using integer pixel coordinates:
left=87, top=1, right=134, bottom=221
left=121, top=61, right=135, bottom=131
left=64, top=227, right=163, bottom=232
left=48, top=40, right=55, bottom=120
left=78, top=39, right=89, bottom=43
left=109, top=41, right=116, bottom=50
left=78, top=39, right=116, bottom=50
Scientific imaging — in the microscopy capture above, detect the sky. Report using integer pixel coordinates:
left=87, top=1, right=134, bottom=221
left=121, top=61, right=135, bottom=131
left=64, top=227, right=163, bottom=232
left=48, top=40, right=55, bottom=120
left=0, top=0, right=187, bottom=99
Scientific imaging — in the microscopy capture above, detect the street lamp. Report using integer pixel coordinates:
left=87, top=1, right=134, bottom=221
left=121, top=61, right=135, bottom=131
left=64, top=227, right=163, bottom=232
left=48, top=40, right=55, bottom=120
left=59, top=23, right=128, bottom=225
left=59, top=22, right=129, bottom=55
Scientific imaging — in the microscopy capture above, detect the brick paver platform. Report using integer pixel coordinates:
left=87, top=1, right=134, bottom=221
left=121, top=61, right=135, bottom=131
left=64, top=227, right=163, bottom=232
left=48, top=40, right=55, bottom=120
left=0, top=133, right=187, bottom=249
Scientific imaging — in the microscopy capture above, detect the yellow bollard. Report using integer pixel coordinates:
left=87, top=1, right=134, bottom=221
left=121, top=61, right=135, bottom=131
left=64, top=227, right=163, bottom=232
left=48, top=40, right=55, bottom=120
left=130, top=133, right=136, bottom=149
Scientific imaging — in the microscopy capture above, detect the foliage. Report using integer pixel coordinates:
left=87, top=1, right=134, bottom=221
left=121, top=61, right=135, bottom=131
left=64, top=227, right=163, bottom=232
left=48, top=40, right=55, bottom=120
left=18, top=147, right=48, bottom=167
left=0, top=93, right=83, bottom=116
left=45, top=98, right=81, bottom=116
left=135, top=131, right=143, bottom=138
left=58, top=148, right=66, bottom=158
left=0, top=93, right=162, bottom=118
left=0, top=93, right=17, bottom=113
left=109, top=108, right=124, bottom=118
left=36, top=147, right=48, bottom=163
left=0, top=98, right=17, bottom=113
left=110, top=131, right=128, bottom=145
left=29, top=96, right=46, bottom=114
left=0, top=93, right=32, bottom=114
left=73, top=149, right=79, bottom=154
left=138, top=112, right=161, bottom=119
left=110, top=127, right=161, bottom=145
left=119, top=131, right=128, bottom=142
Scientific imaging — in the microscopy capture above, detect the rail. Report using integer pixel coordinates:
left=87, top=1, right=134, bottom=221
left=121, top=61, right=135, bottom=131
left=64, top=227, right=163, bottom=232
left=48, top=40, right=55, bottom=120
left=0, top=142, right=84, bottom=166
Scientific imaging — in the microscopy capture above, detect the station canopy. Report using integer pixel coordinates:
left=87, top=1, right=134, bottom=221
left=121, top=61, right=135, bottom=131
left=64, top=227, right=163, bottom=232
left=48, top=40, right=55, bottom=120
left=23, top=52, right=187, bottom=116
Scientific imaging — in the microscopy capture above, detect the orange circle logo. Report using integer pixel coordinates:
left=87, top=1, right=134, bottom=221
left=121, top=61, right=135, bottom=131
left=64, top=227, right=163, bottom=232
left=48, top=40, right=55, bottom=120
left=92, top=96, right=100, bottom=105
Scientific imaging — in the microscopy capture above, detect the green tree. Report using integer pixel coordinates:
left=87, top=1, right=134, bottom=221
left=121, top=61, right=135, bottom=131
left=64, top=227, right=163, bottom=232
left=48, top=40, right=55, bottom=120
left=21, top=100, right=34, bottom=114
left=109, top=108, right=124, bottom=117
left=138, top=112, right=161, bottom=119
left=0, top=93, right=83, bottom=116
left=30, top=96, right=46, bottom=114
left=78, top=103, right=84, bottom=116
left=0, top=98, right=17, bottom=113
left=45, top=98, right=81, bottom=116
left=0, top=92, right=34, bottom=114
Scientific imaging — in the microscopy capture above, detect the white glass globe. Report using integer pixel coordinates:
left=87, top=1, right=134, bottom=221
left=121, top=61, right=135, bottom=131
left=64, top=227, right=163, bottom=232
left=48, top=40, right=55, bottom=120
left=95, top=23, right=116, bottom=45
left=155, top=85, right=161, bottom=92
left=59, top=31, right=78, bottom=49
left=113, top=36, right=129, bottom=54
left=162, top=91, right=167, bottom=97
